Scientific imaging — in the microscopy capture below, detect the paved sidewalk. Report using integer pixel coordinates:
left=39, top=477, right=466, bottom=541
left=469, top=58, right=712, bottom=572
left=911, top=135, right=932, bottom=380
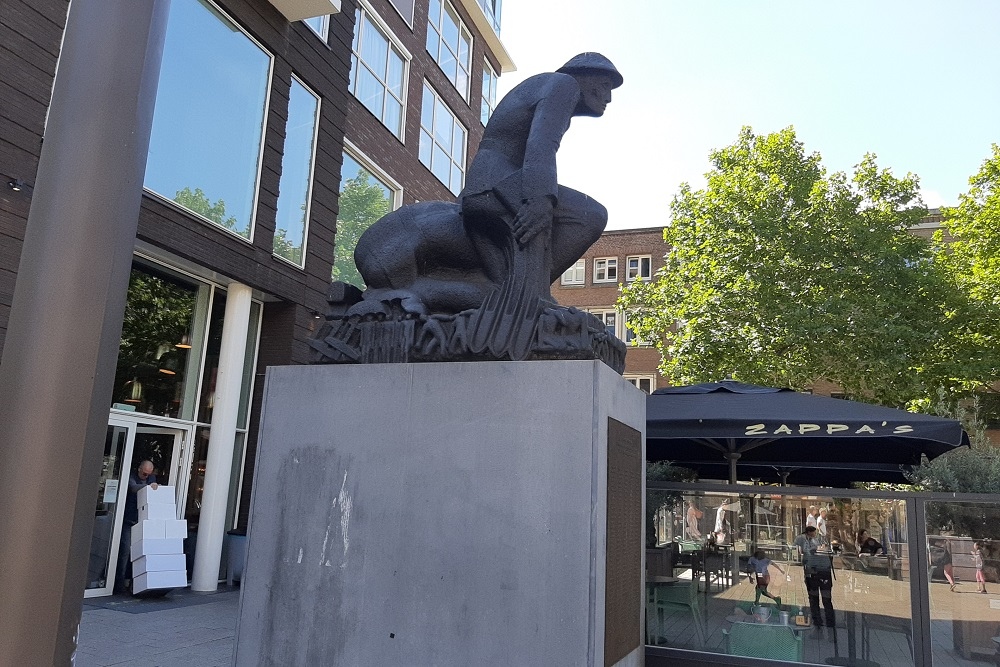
left=75, top=587, right=239, bottom=667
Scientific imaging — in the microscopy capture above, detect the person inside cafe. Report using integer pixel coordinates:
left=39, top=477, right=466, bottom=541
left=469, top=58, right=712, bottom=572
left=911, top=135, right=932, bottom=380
left=857, top=529, right=884, bottom=555
left=685, top=500, right=703, bottom=540
left=806, top=505, right=818, bottom=529
left=747, top=548, right=785, bottom=608
left=817, top=508, right=829, bottom=542
left=794, top=525, right=836, bottom=631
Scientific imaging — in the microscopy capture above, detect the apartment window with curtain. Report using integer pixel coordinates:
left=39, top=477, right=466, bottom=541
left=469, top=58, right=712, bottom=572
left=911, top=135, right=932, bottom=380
left=426, top=0, right=472, bottom=100
left=144, top=0, right=272, bottom=241
left=273, top=77, right=321, bottom=267
left=351, top=5, right=408, bottom=139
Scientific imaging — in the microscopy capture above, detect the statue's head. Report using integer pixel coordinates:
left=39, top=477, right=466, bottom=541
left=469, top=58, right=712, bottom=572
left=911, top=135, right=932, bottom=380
left=557, top=52, right=623, bottom=117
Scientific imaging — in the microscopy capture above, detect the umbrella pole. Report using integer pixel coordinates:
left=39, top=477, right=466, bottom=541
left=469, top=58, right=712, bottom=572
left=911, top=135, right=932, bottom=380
left=726, top=451, right=740, bottom=485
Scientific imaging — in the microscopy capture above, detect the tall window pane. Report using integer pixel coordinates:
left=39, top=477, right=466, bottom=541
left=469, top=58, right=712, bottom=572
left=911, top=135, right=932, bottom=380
left=145, top=0, right=271, bottom=240
left=333, top=153, right=396, bottom=289
left=426, top=0, right=472, bottom=100
left=274, top=78, right=320, bottom=267
left=351, top=9, right=407, bottom=138
left=419, top=83, right=467, bottom=195
left=481, top=59, right=498, bottom=125
left=477, top=0, right=501, bottom=34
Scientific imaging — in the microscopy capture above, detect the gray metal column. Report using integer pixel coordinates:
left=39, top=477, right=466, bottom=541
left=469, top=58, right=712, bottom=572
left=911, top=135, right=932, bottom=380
left=0, top=1, right=170, bottom=664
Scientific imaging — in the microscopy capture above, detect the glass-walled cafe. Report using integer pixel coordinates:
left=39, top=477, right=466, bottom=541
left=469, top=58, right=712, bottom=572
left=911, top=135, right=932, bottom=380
left=645, top=481, right=1000, bottom=667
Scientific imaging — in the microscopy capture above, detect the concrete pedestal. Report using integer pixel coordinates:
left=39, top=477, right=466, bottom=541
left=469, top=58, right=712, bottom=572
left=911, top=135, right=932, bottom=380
left=234, top=360, right=645, bottom=666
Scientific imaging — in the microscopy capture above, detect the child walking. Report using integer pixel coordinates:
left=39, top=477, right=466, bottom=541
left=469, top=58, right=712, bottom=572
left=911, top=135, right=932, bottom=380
left=747, top=549, right=786, bottom=608
left=973, top=542, right=987, bottom=594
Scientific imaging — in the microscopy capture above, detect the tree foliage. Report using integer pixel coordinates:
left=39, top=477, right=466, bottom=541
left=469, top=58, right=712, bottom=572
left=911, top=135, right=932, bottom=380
left=333, top=171, right=392, bottom=289
left=620, top=126, right=959, bottom=406
left=174, top=186, right=243, bottom=235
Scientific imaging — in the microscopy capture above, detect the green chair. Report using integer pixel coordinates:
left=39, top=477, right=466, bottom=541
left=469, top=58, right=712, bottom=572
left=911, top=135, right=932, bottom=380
left=724, top=622, right=803, bottom=661
left=646, top=580, right=706, bottom=647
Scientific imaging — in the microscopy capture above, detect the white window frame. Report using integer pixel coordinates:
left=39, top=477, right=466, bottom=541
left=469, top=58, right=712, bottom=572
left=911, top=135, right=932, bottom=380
left=419, top=82, right=467, bottom=195
left=387, top=0, right=415, bottom=27
left=481, top=58, right=498, bottom=125
left=426, top=0, right=474, bottom=101
left=344, top=139, right=404, bottom=210
left=594, top=257, right=618, bottom=283
left=144, top=0, right=273, bottom=246
left=624, top=374, right=656, bottom=394
left=351, top=0, right=411, bottom=140
left=303, top=15, right=330, bottom=40
left=561, top=259, right=585, bottom=285
left=587, top=309, right=619, bottom=339
left=626, top=255, right=652, bottom=281
left=622, top=311, right=652, bottom=347
left=273, top=75, right=321, bottom=269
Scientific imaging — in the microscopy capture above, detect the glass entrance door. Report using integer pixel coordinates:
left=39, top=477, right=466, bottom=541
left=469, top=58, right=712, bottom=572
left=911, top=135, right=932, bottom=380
left=84, top=419, right=186, bottom=598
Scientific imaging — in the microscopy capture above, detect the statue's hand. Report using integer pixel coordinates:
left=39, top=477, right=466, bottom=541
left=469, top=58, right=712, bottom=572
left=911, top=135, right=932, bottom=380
left=512, top=196, right=554, bottom=247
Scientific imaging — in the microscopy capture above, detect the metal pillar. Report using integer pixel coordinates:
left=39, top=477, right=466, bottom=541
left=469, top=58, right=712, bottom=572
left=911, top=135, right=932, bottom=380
left=0, top=1, right=170, bottom=664
left=191, top=282, right=252, bottom=591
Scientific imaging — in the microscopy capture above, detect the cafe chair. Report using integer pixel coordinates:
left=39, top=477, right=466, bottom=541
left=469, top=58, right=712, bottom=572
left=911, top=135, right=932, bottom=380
left=647, top=580, right=707, bottom=648
left=724, top=623, right=803, bottom=661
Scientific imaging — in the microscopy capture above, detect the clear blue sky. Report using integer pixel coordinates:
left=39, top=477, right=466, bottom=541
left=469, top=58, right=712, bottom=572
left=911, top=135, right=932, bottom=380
left=497, top=0, right=1000, bottom=230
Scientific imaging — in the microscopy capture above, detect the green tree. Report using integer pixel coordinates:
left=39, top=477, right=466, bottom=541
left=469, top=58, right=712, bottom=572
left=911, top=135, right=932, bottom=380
left=174, top=186, right=244, bottom=236
left=620, top=126, right=956, bottom=406
left=333, top=171, right=392, bottom=289
left=929, top=144, right=1000, bottom=395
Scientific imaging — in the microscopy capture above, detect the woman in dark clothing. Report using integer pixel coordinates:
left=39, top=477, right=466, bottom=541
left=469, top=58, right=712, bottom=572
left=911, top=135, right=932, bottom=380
left=857, top=530, right=884, bottom=555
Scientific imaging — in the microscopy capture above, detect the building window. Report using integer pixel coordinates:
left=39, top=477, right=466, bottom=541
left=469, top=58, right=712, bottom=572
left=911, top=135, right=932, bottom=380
left=625, top=375, right=655, bottom=394
left=420, top=83, right=467, bottom=195
left=351, top=5, right=408, bottom=139
left=145, top=0, right=272, bottom=241
left=303, top=15, right=329, bottom=40
left=334, top=150, right=400, bottom=289
left=273, top=77, right=321, bottom=268
left=594, top=257, right=618, bottom=283
left=426, top=0, right=473, bottom=100
left=623, top=312, right=652, bottom=346
left=589, top=309, right=618, bottom=338
left=626, top=255, right=652, bottom=281
left=481, top=59, right=498, bottom=125
left=476, top=0, right=502, bottom=34
left=561, top=259, right=585, bottom=285
left=388, top=0, right=415, bottom=25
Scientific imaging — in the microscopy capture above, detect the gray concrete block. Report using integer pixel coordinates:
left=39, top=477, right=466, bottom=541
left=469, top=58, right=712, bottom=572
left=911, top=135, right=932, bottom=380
left=234, top=360, right=645, bottom=666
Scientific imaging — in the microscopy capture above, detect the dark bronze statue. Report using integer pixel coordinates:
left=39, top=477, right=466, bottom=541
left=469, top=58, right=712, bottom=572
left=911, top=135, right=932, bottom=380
left=311, top=53, right=627, bottom=372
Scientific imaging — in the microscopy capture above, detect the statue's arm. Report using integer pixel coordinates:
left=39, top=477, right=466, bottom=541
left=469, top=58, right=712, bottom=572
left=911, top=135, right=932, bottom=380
left=520, top=74, right=579, bottom=204
left=512, top=74, right=579, bottom=245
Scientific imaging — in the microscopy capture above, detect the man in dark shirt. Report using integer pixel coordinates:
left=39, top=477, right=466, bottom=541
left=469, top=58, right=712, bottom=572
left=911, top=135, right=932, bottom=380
left=794, top=525, right=836, bottom=631
left=115, top=460, right=158, bottom=593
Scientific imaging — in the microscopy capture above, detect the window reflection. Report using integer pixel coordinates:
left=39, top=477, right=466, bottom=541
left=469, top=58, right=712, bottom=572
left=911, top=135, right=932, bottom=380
left=925, top=500, right=1000, bottom=664
left=646, top=489, right=914, bottom=665
left=145, top=0, right=271, bottom=240
left=273, top=78, right=320, bottom=267
left=112, top=264, right=201, bottom=418
left=332, top=153, right=395, bottom=289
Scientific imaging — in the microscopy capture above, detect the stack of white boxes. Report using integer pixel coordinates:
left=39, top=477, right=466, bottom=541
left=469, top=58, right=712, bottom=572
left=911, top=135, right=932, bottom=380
left=131, top=485, right=188, bottom=593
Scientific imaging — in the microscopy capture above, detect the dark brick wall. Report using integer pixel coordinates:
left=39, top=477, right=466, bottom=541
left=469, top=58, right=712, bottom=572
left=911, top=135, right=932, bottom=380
left=0, top=0, right=67, bottom=353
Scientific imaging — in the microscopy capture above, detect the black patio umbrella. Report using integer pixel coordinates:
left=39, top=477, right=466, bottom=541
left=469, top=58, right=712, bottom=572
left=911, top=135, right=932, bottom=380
left=646, top=381, right=970, bottom=486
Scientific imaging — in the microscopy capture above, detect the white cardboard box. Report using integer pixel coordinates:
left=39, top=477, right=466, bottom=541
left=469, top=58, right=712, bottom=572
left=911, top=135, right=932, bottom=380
left=131, top=519, right=166, bottom=544
left=139, top=503, right=177, bottom=520
left=133, top=570, right=187, bottom=593
left=137, top=485, right=176, bottom=505
left=133, top=554, right=187, bottom=576
left=131, top=537, right=184, bottom=558
left=164, top=519, right=188, bottom=539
